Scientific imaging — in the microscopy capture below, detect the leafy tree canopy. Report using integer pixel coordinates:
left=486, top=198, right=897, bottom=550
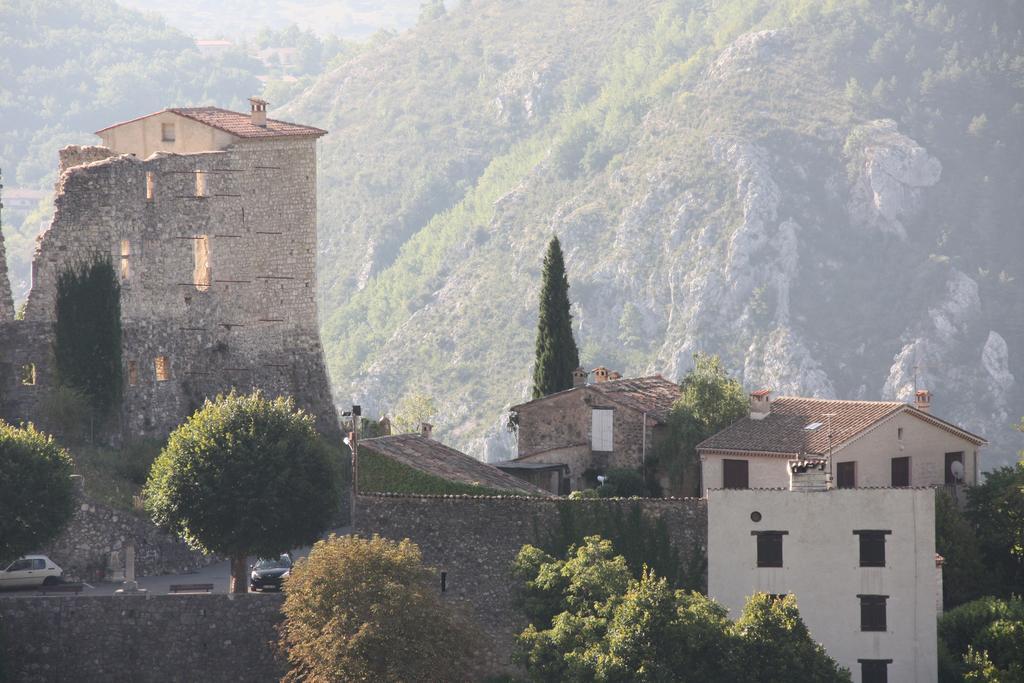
left=938, top=596, right=1024, bottom=683
left=513, top=536, right=850, bottom=683
left=935, top=490, right=987, bottom=609
left=143, top=391, right=341, bottom=591
left=389, top=391, right=437, bottom=435
left=532, top=235, right=580, bottom=399
left=0, top=421, right=75, bottom=564
left=279, top=534, right=478, bottom=682
left=659, top=353, right=748, bottom=495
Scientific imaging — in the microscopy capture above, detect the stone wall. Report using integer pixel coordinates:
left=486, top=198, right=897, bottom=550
left=353, top=493, right=707, bottom=675
left=41, top=477, right=216, bottom=581
left=0, top=136, right=338, bottom=443
left=0, top=593, right=284, bottom=682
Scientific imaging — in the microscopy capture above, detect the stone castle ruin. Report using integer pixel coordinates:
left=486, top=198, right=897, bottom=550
left=0, top=98, right=338, bottom=440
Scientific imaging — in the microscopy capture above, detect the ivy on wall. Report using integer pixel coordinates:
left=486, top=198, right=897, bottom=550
left=357, top=450, right=515, bottom=497
left=532, top=500, right=704, bottom=591
left=53, top=258, right=122, bottom=416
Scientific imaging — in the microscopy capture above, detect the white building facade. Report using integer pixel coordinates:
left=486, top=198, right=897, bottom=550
left=708, top=471, right=937, bottom=683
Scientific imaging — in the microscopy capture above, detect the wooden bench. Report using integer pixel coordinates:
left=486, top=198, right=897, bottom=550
left=169, top=583, right=215, bottom=594
left=39, top=583, right=84, bottom=595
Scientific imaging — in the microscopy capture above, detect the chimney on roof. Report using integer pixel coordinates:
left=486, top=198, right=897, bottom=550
left=789, top=459, right=829, bottom=492
left=915, top=389, right=931, bottom=413
left=750, top=389, right=772, bottom=420
left=378, top=416, right=392, bottom=436
left=249, top=97, right=268, bottom=127
left=593, top=367, right=610, bottom=383
left=572, top=367, right=588, bottom=388
left=609, top=371, right=622, bottom=380
left=420, top=422, right=433, bottom=439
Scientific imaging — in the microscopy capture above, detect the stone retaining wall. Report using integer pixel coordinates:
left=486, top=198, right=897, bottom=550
left=0, top=593, right=284, bottom=682
left=353, top=493, right=707, bottom=675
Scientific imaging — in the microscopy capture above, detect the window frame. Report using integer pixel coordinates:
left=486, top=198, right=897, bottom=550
left=590, top=408, right=614, bottom=452
left=891, top=456, right=910, bottom=487
left=161, top=122, right=176, bottom=142
left=858, top=594, right=888, bottom=632
left=853, top=530, right=891, bottom=568
left=836, top=460, right=856, bottom=488
left=945, top=452, right=964, bottom=484
left=751, top=530, right=787, bottom=568
left=859, top=659, right=892, bottom=683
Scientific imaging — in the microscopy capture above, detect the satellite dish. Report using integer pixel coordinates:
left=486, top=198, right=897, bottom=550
left=596, top=475, right=608, bottom=485
left=951, top=460, right=965, bottom=481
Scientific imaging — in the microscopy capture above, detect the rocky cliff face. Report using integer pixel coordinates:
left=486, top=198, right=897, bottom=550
left=285, top=0, right=1023, bottom=466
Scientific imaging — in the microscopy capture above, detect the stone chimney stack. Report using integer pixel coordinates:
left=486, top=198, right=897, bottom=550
left=593, top=367, right=610, bottom=383
left=789, top=459, right=829, bottom=492
left=915, top=389, right=931, bottom=413
left=750, top=389, right=772, bottom=420
left=249, top=97, right=268, bottom=127
left=378, top=416, right=392, bottom=436
left=609, top=371, right=622, bottom=380
left=420, top=422, right=433, bottom=439
left=572, top=367, right=588, bottom=388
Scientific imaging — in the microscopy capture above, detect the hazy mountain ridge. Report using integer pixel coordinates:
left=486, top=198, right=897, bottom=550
left=288, top=0, right=1024, bottom=464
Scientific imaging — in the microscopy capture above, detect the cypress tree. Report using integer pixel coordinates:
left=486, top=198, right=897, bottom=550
left=532, top=236, right=579, bottom=398
left=53, top=257, right=122, bottom=415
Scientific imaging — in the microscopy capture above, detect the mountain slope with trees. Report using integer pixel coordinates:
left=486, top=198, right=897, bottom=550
left=286, top=0, right=1023, bottom=463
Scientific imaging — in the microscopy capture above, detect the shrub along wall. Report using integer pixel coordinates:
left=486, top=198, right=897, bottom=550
left=353, top=493, right=707, bottom=675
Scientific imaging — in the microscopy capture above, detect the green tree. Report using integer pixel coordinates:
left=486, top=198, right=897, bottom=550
left=143, top=391, right=341, bottom=592
left=53, top=258, right=122, bottom=417
left=390, top=391, right=437, bottom=434
left=513, top=536, right=849, bottom=682
left=418, top=0, right=446, bottom=25
left=0, top=421, right=75, bottom=565
left=532, top=236, right=580, bottom=399
left=966, top=421, right=1024, bottom=598
left=938, top=596, right=1024, bottom=682
left=936, top=490, right=987, bottom=607
left=279, top=534, right=477, bottom=682
left=659, top=353, right=747, bottom=495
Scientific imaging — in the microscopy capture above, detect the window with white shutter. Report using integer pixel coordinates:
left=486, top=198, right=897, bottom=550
left=591, top=409, right=613, bottom=452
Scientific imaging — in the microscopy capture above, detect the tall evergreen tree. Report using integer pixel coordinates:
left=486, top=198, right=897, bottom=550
left=532, top=236, right=579, bottom=398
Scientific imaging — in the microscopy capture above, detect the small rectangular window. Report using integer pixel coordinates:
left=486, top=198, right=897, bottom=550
left=127, top=360, right=138, bottom=386
left=836, top=461, right=856, bottom=488
left=195, top=170, right=207, bottom=197
left=19, top=363, right=36, bottom=386
left=120, top=240, right=131, bottom=280
left=752, top=531, right=786, bottom=568
left=161, top=123, right=175, bottom=142
left=854, top=530, right=891, bottom=567
left=897, top=427, right=903, bottom=440
left=155, top=356, right=170, bottom=382
left=723, top=459, right=749, bottom=489
left=891, top=456, right=910, bottom=487
left=146, top=171, right=154, bottom=200
left=859, top=659, right=891, bottom=683
left=591, top=408, right=613, bottom=452
left=859, top=595, right=888, bottom=632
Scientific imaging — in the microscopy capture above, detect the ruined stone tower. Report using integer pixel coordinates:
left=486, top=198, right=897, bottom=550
left=0, top=100, right=339, bottom=439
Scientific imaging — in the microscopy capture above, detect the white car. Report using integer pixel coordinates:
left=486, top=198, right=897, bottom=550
left=0, top=555, right=64, bottom=588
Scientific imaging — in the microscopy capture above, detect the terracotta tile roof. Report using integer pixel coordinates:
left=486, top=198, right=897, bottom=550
left=95, top=107, right=326, bottom=139
left=511, top=375, right=681, bottom=424
left=358, top=434, right=552, bottom=496
left=698, top=397, right=986, bottom=456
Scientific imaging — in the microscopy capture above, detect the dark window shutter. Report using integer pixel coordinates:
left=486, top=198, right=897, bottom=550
left=860, top=659, right=890, bottom=683
left=859, top=595, right=887, bottom=631
left=891, top=457, right=910, bottom=487
left=945, top=452, right=964, bottom=484
left=859, top=532, right=887, bottom=567
left=836, top=461, right=856, bottom=488
left=723, top=459, right=749, bottom=489
left=756, top=532, right=784, bottom=567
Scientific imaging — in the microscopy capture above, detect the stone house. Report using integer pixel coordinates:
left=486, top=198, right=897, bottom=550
left=698, top=389, right=986, bottom=496
left=0, top=99, right=339, bottom=440
left=708, top=464, right=939, bottom=682
left=507, top=369, right=681, bottom=492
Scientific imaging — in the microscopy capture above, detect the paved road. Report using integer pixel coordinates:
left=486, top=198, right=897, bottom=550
left=0, top=526, right=349, bottom=598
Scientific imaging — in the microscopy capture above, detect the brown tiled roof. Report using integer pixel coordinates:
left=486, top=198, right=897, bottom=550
left=95, top=107, right=326, bottom=139
left=510, top=375, right=681, bottom=424
left=698, top=397, right=986, bottom=456
left=358, top=434, right=552, bottom=496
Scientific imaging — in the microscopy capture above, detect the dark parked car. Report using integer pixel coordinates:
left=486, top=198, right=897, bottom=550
left=249, top=554, right=292, bottom=592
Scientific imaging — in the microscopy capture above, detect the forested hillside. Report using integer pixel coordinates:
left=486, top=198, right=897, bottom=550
left=0, top=0, right=262, bottom=298
left=282, top=0, right=1024, bottom=464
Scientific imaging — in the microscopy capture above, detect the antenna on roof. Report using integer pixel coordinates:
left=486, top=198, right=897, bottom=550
left=822, top=412, right=837, bottom=487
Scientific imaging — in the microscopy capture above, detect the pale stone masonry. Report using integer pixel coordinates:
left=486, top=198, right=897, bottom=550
left=0, top=102, right=339, bottom=440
